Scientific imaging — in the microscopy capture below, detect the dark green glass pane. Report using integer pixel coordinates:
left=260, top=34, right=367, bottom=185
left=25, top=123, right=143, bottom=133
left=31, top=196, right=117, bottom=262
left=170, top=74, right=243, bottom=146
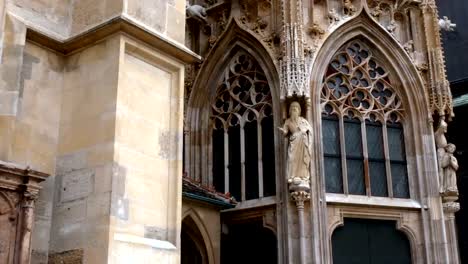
left=325, top=157, right=343, bottom=193
left=347, top=159, right=365, bottom=195
left=387, top=126, right=405, bottom=162
left=345, top=121, right=363, bottom=157
left=323, top=119, right=340, bottom=155
left=262, top=116, right=276, bottom=197
left=391, top=163, right=410, bottom=198
left=212, top=128, right=225, bottom=193
left=366, top=124, right=384, bottom=159
left=369, top=161, right=388, bottom=197
left=244, top=121, right=259, bottom=200
left=228, top=125, right=241, bottom=201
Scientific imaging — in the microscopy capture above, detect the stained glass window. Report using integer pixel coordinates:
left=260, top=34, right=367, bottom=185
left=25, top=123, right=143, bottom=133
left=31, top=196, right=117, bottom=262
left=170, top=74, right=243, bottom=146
left=321, top=40, right=409, bottom=198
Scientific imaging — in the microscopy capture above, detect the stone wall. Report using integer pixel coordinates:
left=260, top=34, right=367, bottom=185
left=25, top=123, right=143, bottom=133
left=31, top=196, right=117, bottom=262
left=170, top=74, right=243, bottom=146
left=0, top=0, right=193, bottom=263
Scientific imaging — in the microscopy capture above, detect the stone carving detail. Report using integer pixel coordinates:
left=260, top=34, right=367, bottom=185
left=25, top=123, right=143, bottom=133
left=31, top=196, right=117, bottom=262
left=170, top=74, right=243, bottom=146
left=439, top=16, right=456, bottom=32
left=280, top=24, right=312, bottom=99
left=435, top=119, right=459, bottom=196
left=328, top=9, right=341, bottom=25
left=440, top=143, right=459, bottom=196
left=186, top=2, right=208, bottom=23
left=321, top=40, right=403, bottom=121
left=279, top=101, right=313, bottom=191
left=420, top=2, right=453, bottom=118
left=343, top=0, right=357, bottom=16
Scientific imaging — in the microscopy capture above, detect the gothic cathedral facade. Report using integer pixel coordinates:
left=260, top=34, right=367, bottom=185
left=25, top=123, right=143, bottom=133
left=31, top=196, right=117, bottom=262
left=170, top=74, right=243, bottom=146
left=0, top=0, right=461, bottom=263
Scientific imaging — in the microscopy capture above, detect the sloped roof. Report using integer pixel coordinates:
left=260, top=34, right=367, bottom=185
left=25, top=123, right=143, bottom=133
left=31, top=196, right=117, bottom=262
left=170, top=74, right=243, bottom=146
left=182, top=176, right=236, bottom=209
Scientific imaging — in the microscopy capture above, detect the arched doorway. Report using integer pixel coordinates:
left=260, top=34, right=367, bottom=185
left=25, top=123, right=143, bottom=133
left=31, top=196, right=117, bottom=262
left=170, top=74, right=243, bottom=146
left=221, top=221, right=277, bottom=264
left=331, top=218, right=411, bottom=264
left=181, top=216, right=209, bottom=264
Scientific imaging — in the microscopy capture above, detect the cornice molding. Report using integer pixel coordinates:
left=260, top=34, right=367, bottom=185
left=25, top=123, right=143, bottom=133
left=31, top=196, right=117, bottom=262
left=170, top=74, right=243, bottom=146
left=25, top=15, right=202, bottom=64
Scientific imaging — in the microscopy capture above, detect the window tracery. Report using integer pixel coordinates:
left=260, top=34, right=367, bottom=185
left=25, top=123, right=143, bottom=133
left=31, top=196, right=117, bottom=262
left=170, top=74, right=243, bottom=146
left=211, top=50, right=275, bottom=202
left=321, top=40, right=409, bottom=198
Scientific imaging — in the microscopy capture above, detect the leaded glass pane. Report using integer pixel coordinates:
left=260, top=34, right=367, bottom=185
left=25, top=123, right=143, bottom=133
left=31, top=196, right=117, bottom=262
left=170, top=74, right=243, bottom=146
left=228, top=125, right=241, bottom=201
left=325, top=157, right=343, bottom=193
left=344, top=120, right=363, bottom=158
left=347, top=159, right=365, bottom=195
left=387, top=126, right=405, bottom=162
left=262, top=116, right=276, bottom=197
left=366, top=123, right=384, bottom=159
left=369, top=161, right=388, bottom=197
left=245, top=120, right=259, bottom=200
left=392, top=163, right=409, bottom=198
left=212, top=128, right=225, bottom=193
left=323, top=118, right=340, bottom=155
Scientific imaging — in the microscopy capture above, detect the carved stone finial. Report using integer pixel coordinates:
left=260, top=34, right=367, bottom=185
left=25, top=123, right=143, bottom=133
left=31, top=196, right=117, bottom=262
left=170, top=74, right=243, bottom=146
left=439, top=16, right=457, bottom=32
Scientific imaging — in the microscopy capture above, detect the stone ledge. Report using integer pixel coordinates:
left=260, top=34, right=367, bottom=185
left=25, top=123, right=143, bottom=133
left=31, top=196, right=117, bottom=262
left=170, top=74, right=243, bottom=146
left=25, top=15, right=202, bottom=64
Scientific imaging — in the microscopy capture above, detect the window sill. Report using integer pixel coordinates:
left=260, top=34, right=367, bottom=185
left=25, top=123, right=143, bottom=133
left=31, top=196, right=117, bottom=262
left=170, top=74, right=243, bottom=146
left=326, top=193, right=422, bottom=209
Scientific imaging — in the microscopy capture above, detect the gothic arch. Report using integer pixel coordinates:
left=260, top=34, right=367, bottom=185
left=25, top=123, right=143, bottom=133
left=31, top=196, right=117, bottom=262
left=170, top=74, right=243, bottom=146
left=186, top=19, right=282, bottom=187
left=182, top=208, right=215, bottom=264
left=310, top=10, right=432, bottom=202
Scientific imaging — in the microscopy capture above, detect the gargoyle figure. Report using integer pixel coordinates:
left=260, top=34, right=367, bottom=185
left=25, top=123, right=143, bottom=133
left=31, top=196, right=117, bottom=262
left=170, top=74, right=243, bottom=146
left=439, top=16, right=457, bottom=32
left=186, top=2, right=207, bottom=23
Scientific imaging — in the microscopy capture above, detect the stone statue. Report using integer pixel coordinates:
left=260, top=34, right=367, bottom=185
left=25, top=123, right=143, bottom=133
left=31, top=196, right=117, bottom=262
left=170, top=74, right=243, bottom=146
left=435, top=119, right=448, bottom=192
left=186, top=2, right=207, bottom=23
left=441, top=143, right=459, bottom=196
left=278, top=102, right=313, bottom=189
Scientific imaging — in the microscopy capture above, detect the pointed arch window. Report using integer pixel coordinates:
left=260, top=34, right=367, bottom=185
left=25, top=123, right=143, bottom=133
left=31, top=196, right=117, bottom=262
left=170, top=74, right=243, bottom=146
left=321, top=40, right=409, bottom=198
left=211, top=50, right=276, bottom=201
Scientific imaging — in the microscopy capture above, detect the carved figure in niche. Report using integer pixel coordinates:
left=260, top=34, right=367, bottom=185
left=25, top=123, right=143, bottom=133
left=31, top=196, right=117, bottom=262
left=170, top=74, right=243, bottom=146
left=278, top=102, right=313, bottom=187
left=441, top=143, right=459, bottom=196
left=186, top=2, right=207, bottom=24
left=343, top=0, right=356, bottom=16
left=387, top=20, right=397, bottom=35
left=403, top=40, right=414, bottom=59
left=328, top=9, right=340, bottom=24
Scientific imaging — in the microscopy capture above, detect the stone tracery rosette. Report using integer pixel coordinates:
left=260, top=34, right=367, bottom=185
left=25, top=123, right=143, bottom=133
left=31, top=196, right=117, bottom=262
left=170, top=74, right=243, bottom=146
left=211, top=51, right=273, bottom=130
left=321, top=40, right=403, bottom=123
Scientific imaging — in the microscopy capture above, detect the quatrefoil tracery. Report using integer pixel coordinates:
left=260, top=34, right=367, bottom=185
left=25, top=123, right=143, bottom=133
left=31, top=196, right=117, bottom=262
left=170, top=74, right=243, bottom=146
left=321, top=40, right=403, bottom=123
